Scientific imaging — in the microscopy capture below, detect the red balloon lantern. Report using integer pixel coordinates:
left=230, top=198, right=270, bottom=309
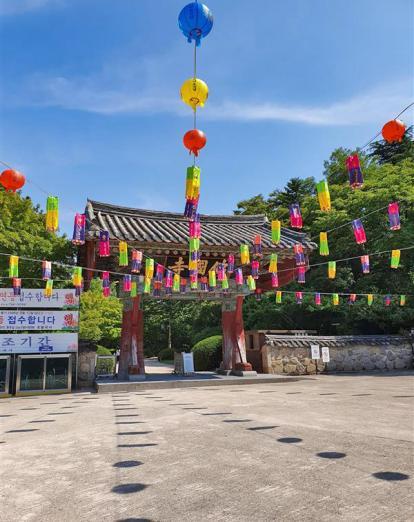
left=183, top=129, right=206, bottom=156
left=381, top=119, right=406, bottom=143
left=0, top=169, right=26, bottom=192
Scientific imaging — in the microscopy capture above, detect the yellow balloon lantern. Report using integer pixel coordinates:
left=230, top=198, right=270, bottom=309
left=180, top=78, right=209, bottom=109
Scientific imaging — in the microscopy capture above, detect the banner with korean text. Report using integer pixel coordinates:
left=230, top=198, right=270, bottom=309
left=0, top=311, right=78, bottom=331
left=0, top=333, right=78, bottom=354
left=0, top=289, right=79, bottom=309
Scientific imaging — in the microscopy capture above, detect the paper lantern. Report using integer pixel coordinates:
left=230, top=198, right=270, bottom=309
left=72, top=213, right=86, bottom=245
left=183, top=129, right=206, bottom=156
left=253, top=235, right=262, bottom=257
left=316, top=180, right=331, bottom=212
left=185, top=166, right=201, bottom=200
left=180, top=78, right=209, bottom=109
left=102, top=271, right=110, bottom=297
left=222, top=274, right=229, bottom=291
left=384, top=295, right=392, bottom=306
left=315, top=292, right=321, bottom=306
left=154, top=264, right=164, bottom=282
left=275, top=291, right=282, bottom=304
left=165, top=270, right=173, bottom=293
left=143, top=277, right=151, bottom=294
left=348, top=294, right=356, bottom=305
left=131, top=250, right=143, bottom=273
left=130, top=282, right=137, bottom=298
left=12, top=278, right=21, bottom=296
left=98, top=231, right=110, bottom=257
left=271, top=220, right=281, bottom=244
left=294, top=244, right=305, bottom=266
left=391, top=249, right=400, bottom=269
left=381, top=119, right=406, bottom=143
left=247, top=275, right=256, bottom=291
left=332, top=293, right=339, bottom=306
left=367, top=294, right=373, bottom=306
left=271, top=273, right=279, bottom=288
left=200, top=276, right=208, bottom=292
left=145, top=258, right=154, bottom=279
left=208, top=269, right=216, bottom=288
left=123, top=275, right=132, bottom=292
left=9, top=255, right=18, bottom=278
left=217, top=263, right=225, bottom=282
left=42, top=261, right=52, bottom=280
left=189, top=273, right=197, bottom=290
left=184, top=196, right=199, bottom=220
left=360, top=255, right=370, bottom=274
left=400, top=295, right=406, bottom=307
left=319, top=232, right=329, bottom=256
left=189, top=213, right=201, bottom=238
left=178, top=2, right=213, bottom=46
left=240, top=244, right=250, bottom=265
left=255, top=289, right=262, bottom=301
left=189, top=237, right=200, bottom=254
left=295, top=291, right=303, bottom=304
left=268, top=253, right=278, bottom=273
left=180, top=278, right=187, bottom=293
left=289, top=203, right=303, bottom=229
left=352, top=219, right=367, bottom=244
left=346, top=154, right=363, bottom=188
left=72, top=267, right=82, bottom=287
left=251, top=260, right=260, bottom=279
left=235, top=268, right=243, bottom=286
left=388, top=202, right=401, bottom=230
left=297, top=266, right=306, bottom=284
left=173, top=274, right=180, bottom=293
left=119, top=241, right=128, bottom=267
left=0, top=169, right=25, bottom=192
left=45, top=196, right=59, bottom=232
left=44, top=279, right=53, bottom=298
left=328, top=261, right=336, bottom=279
left=227, top=254, right=235, bottom=274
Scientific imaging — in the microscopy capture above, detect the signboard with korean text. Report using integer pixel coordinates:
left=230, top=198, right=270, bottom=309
left=321, top=347, right=330, bottom=363
left=182, top=352, right=195, bottom=373
left=0, top=333, right=78, bottom=354
left=0, top=311, right=79, bottom=331
left=311, top=345, right=320, bottom=360
left=0, top=289, right=79, bottom=309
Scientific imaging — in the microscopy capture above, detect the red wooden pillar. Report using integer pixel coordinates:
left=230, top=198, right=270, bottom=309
left=119, top=295, right=145, bottom=380
left=221, top=295, right=251, bottom=371
left=84, top=240, right=96, bottom=290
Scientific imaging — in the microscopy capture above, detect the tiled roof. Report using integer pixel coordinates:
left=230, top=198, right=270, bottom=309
left=262, top=335, right=410, bottom=348
left=85, top=200, right=315, bottom=251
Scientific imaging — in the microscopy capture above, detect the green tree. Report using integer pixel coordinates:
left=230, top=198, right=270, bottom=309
left=368, top=126, right=414, bottom=165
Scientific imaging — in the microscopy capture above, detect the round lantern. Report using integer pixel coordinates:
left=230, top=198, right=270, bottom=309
left=183, top=129, right=207, bottom=156
left=0, top=169, right=26, bottom=192
left=178, top=2, right=213, bottom=46
left=180, top=78, right=209, bottom=110
left=381, top=119, right=406, bottom=143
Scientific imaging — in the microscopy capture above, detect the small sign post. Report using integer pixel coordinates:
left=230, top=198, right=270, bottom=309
left=311, top=345, right=320, bottom=375
left=321, top=347, right=330, bottom=363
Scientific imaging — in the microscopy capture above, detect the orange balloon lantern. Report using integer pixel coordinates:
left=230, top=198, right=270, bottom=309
left=183, top=129, right=206, bottom=156
left=0, top=169, right=26, bottom=192
left=381, top=119, right=406, bottom=143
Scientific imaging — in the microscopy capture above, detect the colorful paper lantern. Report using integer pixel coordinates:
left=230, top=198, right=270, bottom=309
left=235, top=268, right=243, bottom=286
left=184, top=196, right=199, bottom=220
left=165, top=270, right=173, bottom=294
left=271, top=273, right=279, bottom=288
left=189, top=272, right=198, bottom=290
left=180, top=278, right=187, bottom=293
left=208, top=269, right=216, bottom=288
left=400, top=295, right=406, bottom=307
left=253, top=235, right=262, bottom=257
left=295, top=291, right=303, bottom=304
left=319, top=232, right=329, bottom=256
left=173, top=274, right=180, bottom=293
left=332, top=293, right=339, bottom=306
left=255, top=289, right=262, bottom=301
left=388, top=202, right=401, bottom=231
left=189, top=213, right=201, bottom=238
left=276, top=291, right=282, bottom=304
left=12, top=277, right=21, bottom=296
left=130, top=282, right=137, bottom=298
left=328, top=261, right=336, bottom=279
left=0, top=169, right=25, bottom=192
left=227, top=254, right=235, bottom=274
left=346, top=154, right=363, bottom=188
left=180, top=78, right=209, bottom=109
left=72, top=213, right=86, bottom=245
left=102, top=271, right=110, bottom=297
left=183, top=129, right=206, bottom=156
left=268, top=253, right=278, bottom=273
left=251, top=260, right=260, bottom=279
left=348, top=294, right=356, bottom=305
left=200, top=276, right=208, bottom=292
left=72, top=267, right=82, bottom=287
left=143, top=277, right=151, bottom=294
left=367, top=294, right=374, bottom=306
left=44, top=279, right=53, bottom=298
left=154, top=264, right=164, bottom=282
left=123, top=275, right=132, bottom=292
left=9, top=255, right=18, bottom=278
left=217, top=263, right=225, bottom=282
left=178, top=2, right=213, bottom=46
left=352, top=219, right=367, bottom=244
left=131, top=250, right=143, bottom=273
left=271, top=220, right=281, bottom=244
left=45, top=196, right=59, bottom=232
left=294, top=244, right=305, bottom=266
left=240, top=244, right=250, bottom=265
left=221, top=274, right=229, bottom=291
left=384, top=295, right=392, bottom=306
left=360, top=255, right=370, bottom=274
left=247, top=275, right=256, bottom=291
left=42, top=261, right=52, bottom=280
left=297, top=266, right=306, bottom=284
left=381, top=119, right=406, bottom=143
left=289, top=203, right=303, bottom=229
left=119, top=241, right=128, bottom=267
left=145, top=258, right=154, bottom=279
left=316, top=180, right=331, bottom=212
left=185, top=166, right=201, bottom=200
left=315, top=292, right=321, bottom=305
left=99, top=231, right=110, bottom=257
left=391, top=249, right=400, bottom=269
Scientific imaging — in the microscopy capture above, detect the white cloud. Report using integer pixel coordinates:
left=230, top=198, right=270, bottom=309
left=0, top=0, right=62, bottom=16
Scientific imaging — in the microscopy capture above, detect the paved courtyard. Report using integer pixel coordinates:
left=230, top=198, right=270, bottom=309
left=1, top=374, right=413, bottom=522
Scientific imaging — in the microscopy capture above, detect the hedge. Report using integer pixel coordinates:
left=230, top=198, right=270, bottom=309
left=192, top=335, right=223, bottom=371
left=158, top=348, right=174, bottom=362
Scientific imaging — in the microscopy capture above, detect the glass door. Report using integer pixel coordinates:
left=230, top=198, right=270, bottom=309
left=0, top=356, right=11, bottom=397
left=45, top=355, right=71, bottom=391
left=16, top=355, right=72, bottom=394
left=17, top=356, right=45, bottom=392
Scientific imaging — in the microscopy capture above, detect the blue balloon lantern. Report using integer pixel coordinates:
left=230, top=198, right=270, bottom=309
left=178, top=2, right=213, bottom=46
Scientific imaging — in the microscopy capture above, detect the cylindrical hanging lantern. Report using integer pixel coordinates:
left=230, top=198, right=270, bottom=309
left=289, top=203, right=303, bottom=229
left=328, top=261, right=336, bottom=279
left=240, top=244, right=250, bottom=265
left=123, top=275, right=132, bottom=292
left=388, top=202, right=401, bottom=231
left=346, top=154, right=363, bottom=188
left=99, top=231, right=110, bottom=257
left=316, top=180, right=331, bottom=212
left=72, top=213, right=86, bottom=245
left=131, top=250, right=143, bottom=273
left=268, top=253, right=278, bottom=273
left=9, top=255, right=19, bottom=278
left=42, top=261, right=52, bottom=280
left=295, top=291, right=303, bottom=304
left=271, top=273, right=279, bottom=288
left=367, top=294, right=374, bottom=306
left=145, top=258, right=154, bottom=279
left=227, top=254, right=235, bottom=274
left=12, top=277, right=21, bottom=296
left=275, top=291, right=282, bottom=304
left=271, top=220, right=281, bottom=244
left=352, top=219, right=367, bottom=244
left=391, top=249, right=400, bottom=269
left=332, top=293, right=339, bottom=306
left=208, top=269, right=216, bottom=289
left=102, top=271, right=110, bottom=297
left=119, top=241, right=128, bottom=267
left=251, top=260, right=260, bottom=279
left=253, top=235, right=262, bottom=257
left=315, top=292, right=321, bottom=305
left=294, top=244, right=305, bottom=266
left=44, top=279, right=53, bottom=298
left=235, top=268, right=243, bottom=286
left=297, top=266, right=306, bottom=284
left=45, top=196, right=59, bottom=232
left=348, top=294, right=357, bottom=305
left=319, top=232, right=329, bottom=256
left=360, top=255, right=370, bottom=274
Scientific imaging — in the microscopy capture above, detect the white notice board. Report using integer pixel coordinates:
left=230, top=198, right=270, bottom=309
left=182, top=352, right=194, bottom=373
left=321, top=347, right=330, bottom=363
left=311, top=345, right=320, bottom=360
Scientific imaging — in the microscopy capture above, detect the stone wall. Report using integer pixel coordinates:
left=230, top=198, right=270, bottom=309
left=77, top=341, right=97, bottom=387
left=260, top=335, right=413, bottom=375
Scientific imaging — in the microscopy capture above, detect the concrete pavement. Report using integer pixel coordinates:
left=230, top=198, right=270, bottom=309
left=1, top=374, right=413, bottom=521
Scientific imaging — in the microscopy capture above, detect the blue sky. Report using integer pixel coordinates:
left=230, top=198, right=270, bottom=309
left=0, top=0, right=413, bottom=234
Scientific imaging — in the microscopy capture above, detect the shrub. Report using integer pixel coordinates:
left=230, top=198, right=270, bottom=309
left=96, top=345, right=113, bottom=356
left=191, top=326, right=222, bottom=345
left=192, top=335, right=223, bottom=371
left=158, top=348, right=174, bottom=362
